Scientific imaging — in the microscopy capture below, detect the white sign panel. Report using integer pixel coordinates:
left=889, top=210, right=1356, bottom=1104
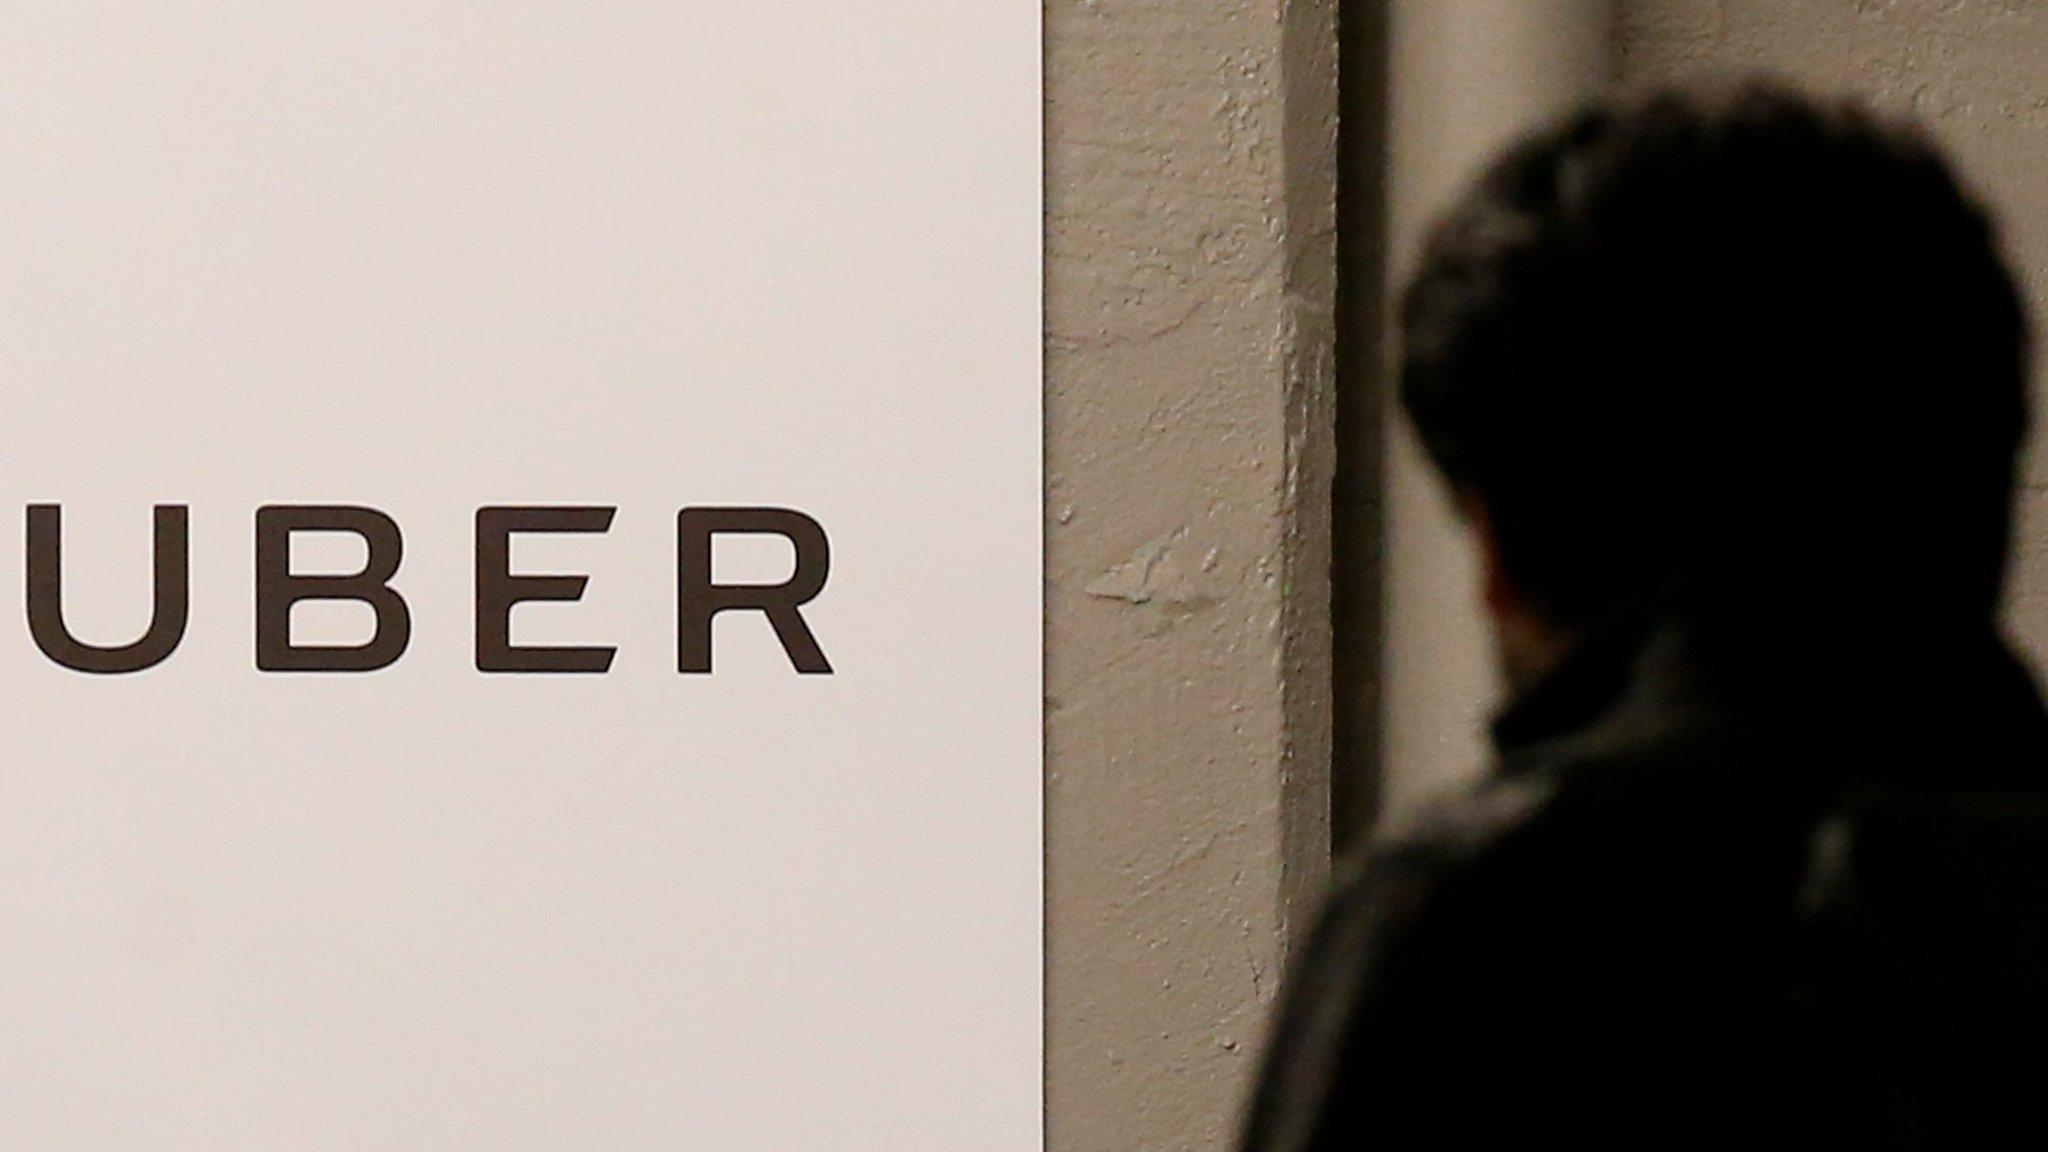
left=0, top=6, right=1041, bottom=1149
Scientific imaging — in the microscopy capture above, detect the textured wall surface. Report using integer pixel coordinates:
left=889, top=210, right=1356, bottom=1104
left=1617, top=0, right=2048, bottom=662
left=1044, top=0, right=1336, bottom=1147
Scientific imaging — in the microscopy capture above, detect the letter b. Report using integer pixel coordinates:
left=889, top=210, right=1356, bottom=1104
left=255, top=505, right=411, bottom=672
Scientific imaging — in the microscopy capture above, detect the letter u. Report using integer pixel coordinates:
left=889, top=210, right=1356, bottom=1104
left=26, top=504, right=190, bottom=674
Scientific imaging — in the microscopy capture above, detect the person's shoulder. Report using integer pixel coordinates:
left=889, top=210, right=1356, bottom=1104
left=1324, top=712, right=1778, bottom=942
left=1335, top=724, right=1678, bottom=901
left=1310, top=770, right=1564, bottom=967
left=1337, top=773, right=1557, bottom=896
left=1242, top=773, right=1565, bottom=1151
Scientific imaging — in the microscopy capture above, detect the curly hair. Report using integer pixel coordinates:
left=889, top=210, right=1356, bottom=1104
left=1400, top=83, right=2032, bottom=630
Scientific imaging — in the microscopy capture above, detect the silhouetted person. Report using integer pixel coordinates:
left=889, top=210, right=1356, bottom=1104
left=1242, top=84, right=2048, bottom=1150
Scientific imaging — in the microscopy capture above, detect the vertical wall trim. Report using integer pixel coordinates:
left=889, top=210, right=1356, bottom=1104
left=1044, top=0, right=1339, bottom=1146
left=1276, top=0, right=1340, bottom=954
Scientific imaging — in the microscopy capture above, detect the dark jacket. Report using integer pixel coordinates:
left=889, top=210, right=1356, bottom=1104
left=1241, top=616, right=2048, bottom=1149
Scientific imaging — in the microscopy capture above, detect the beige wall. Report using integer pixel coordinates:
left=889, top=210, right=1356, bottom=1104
left=1616, top=0, right=2048, bottom=660
left=1044, top=1, right=1336, bottom=1149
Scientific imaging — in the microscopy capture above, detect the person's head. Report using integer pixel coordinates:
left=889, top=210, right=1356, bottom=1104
left=1401, top=82, right=2034, bottom=686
